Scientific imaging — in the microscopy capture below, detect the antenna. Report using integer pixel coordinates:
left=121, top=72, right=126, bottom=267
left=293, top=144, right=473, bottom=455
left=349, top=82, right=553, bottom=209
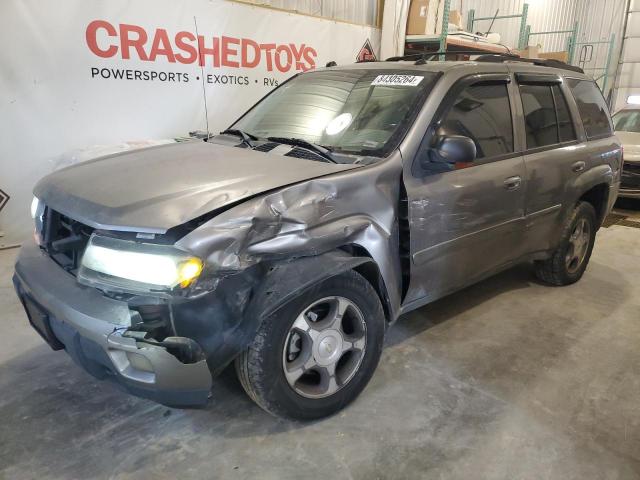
left=484, top=9, right=499, bottom=36
left=193, top=16, right=210, bottom=140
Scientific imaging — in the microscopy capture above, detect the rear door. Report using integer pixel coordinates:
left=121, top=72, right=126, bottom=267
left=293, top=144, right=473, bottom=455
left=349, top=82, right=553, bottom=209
left=565, top=78, right=620, bottom=207
left=403, top=73, right=527, bottom=307
left=516, top=73, right=582, bottom=253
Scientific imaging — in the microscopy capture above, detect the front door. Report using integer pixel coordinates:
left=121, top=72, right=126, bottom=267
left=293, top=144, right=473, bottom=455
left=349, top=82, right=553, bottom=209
left=402, top=74, right=526, bottom=308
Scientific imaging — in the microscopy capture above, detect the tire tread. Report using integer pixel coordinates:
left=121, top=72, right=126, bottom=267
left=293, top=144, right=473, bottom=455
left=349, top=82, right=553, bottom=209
left=534, top=201, right=597, bottom=286
left=235, top=269, right=385, bottom=419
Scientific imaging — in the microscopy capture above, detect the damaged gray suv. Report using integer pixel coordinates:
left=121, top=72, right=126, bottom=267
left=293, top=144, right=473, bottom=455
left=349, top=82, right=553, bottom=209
left=14, top=57, right=622, bottom=420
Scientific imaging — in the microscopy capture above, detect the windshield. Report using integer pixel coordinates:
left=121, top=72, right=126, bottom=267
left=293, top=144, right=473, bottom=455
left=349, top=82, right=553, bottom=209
left=232, top=69, right=439, bottom=158
left=613, top=110, right=640, bottom=133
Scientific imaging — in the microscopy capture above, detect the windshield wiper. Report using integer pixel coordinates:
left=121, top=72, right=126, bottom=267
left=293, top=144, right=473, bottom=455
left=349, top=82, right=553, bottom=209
left=267, top=136, right=337, bottom=163
left=220, top=129, right=258, bottom=148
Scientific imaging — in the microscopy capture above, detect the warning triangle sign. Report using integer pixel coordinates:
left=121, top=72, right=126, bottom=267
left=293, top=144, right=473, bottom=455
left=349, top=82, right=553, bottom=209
left=356, top=39, right=377, bottom=62
left=0, top=189, right=9, bottom=213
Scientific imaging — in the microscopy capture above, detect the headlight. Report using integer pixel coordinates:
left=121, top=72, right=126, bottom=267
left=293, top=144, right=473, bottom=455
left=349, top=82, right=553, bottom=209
left=78, top=234, right=203, bottom=293
left=30, top=196, right=40, bottom=219
left=31, top=196, right=45, bottom=245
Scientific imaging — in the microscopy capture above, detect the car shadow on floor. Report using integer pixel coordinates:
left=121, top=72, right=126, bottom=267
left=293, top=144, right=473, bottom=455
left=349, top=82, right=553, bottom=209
left=385, top=263, right=537, bottom=349
left=0, top=257, right=631, bottom=477
left=0, top=264, right=539, bottom=449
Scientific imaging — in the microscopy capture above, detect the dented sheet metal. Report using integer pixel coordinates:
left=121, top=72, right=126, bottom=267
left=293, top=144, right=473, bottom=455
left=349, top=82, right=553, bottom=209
left=178, top=151, right=404, bottom=320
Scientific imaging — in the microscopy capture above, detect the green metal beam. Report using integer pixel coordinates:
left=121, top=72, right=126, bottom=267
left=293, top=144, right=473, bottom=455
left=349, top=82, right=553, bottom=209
left=439, top=0, right=451, bottom=61
left=464, top=3, right=529, bottom=50
left=466, top=9, right=475, bottom=33
left=474, top=13, right=523, bottom=21
left=528, top=29, right=575, bottom=36
left=523, top=24, right=531, bottom=49
left=518, top=3, right=529, bottom=50
left=574, top=40, right=613, bottom=45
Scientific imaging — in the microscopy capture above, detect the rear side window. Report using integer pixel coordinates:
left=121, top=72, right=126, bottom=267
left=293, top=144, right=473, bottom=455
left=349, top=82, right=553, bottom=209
left=552, top=85, right=576, bottom=142
left=566, top=79, right=612, bottom=139
left=438, top=83, right=514, bottom=159
left=520, top=83, right=576, bottom=149
left=520, top=84, right=558, bottom=148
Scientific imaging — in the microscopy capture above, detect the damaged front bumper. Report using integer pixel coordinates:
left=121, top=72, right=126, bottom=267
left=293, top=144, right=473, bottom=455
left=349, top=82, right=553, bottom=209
left=13, top=243, right=213, bottom=407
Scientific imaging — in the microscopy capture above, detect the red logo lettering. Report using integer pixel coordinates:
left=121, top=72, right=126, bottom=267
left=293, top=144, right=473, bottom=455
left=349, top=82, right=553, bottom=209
left=85, top=21, right=317, bottom=72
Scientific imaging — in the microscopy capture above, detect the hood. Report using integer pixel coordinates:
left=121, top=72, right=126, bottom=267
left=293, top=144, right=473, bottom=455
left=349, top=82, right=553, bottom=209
left=616, top=131, right=640, bottom=162
left=35, top=141, right=359, bottom=233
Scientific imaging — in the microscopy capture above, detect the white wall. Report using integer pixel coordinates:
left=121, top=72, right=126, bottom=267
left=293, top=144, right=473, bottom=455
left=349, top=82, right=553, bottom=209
left=574, top=0, right=627, bottom=98
left=237, top=0, right=380, bottom=26
left=0, top=0, right=380, bottom=246
left=613, top=0, right=640, bottom=111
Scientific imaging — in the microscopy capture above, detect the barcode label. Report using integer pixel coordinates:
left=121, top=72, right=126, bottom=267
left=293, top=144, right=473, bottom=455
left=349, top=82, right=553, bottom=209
left=371, top=75, right=424, bottom=86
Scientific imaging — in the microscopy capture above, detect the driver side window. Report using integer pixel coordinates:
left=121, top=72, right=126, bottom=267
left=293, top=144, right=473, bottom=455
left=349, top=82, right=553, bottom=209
left=439, top=83, right=514, bottom=160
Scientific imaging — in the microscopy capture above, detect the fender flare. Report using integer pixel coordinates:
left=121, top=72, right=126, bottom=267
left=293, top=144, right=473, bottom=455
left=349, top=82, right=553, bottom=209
left=249, top=250, right=379, bottom=320
left=567, top=166, right=613, bottom=226
left=175, top=251, right=389, bottom=376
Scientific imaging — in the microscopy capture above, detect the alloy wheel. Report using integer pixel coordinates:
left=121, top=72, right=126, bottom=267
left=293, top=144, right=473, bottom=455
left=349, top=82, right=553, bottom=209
left=282, top=296, right=367, bottom=399
left=565, top=218, right=591, bottom=274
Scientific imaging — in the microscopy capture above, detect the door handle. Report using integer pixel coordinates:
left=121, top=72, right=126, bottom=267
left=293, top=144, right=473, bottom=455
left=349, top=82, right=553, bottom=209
left=503, top=176, right=522, bottom=191
left=572, top=161, right=586, bottom=173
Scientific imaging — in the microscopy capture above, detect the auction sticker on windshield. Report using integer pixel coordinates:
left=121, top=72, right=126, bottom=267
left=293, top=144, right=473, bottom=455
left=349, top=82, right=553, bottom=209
left=371, top=75, right=424, bottom=86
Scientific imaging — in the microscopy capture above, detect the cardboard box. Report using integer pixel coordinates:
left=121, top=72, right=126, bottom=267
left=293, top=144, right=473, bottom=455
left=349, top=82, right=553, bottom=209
left=520, top=45, right=540, bottom=59
left=407, top=0, right=430, bottom=35
left=539, top=51, right=569, bottom=62
left=449, top=10, right=462, bottom=29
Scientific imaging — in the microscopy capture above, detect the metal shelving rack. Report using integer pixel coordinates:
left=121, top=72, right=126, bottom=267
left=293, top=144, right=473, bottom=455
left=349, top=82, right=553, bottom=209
left=575, top=34, right=616, bottom=91
left=466, top=4, right=529, bottom=50
left=523, top=22, right=579, bottom=63
left=403, top=0, right=613, bottom=91
left=405, top=0, right=519, bottom=61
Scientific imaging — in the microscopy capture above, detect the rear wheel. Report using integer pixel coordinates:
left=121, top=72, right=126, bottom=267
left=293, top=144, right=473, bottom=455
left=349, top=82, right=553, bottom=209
left=235, top=270, right=385, bottom=420
left=534, top=201, right=597, bottom=286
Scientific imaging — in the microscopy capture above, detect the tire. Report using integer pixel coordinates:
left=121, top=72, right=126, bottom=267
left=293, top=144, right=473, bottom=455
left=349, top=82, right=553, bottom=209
left=534, top=201, right=597, bottom=286
left=235, top=269, right=385, bottom=420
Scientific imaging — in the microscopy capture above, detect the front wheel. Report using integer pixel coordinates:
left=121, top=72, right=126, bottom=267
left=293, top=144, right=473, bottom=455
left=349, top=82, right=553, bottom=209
left=534, top=201, right=597, bottom=286
left=235, top=270, right=385, bottom=420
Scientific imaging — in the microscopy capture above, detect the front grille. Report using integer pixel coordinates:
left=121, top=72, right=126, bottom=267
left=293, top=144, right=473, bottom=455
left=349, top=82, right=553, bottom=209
left=41, top=208, right=94, bottom=273
left=621, top=162, right=640, bottom=189
left=623, top=161, right=640, bottom=173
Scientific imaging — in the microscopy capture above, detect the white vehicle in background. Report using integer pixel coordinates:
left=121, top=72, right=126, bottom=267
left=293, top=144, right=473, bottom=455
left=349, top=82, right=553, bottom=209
left=613, top=108, right=640, bottom=199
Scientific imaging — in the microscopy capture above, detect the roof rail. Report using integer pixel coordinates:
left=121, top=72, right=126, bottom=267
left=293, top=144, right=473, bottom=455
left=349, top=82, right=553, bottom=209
left=386, top=50, right=511, bottom=64
left=386, top=50, right=584, bottom=74
left=475, top=54, right=584, bottom=73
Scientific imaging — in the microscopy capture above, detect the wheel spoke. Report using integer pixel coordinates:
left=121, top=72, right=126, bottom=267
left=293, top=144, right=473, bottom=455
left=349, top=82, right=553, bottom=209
left=565, top=243, right=575, bottom=265
left=571, top=220, right=583, bottom=241
left=352, top=337, right=366, bottom=350
left=324, top=297, right=349, bottom=331
left=317, top=365, right=339, bottom=395
left=284, top=354, right=317, bottom=384
left=291, top=312, right=320, bottom=341
left=291, top=312, right=310, bottom=332
left=342, top=336, right=366, bottom=351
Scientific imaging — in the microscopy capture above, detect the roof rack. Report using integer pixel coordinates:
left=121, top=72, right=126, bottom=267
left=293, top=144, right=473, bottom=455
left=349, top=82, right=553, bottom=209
left=385, top=51, right=584, bottom=74
left=474, top=54, right=584, bottom=73
left=386, top=50, right=507, bottom=63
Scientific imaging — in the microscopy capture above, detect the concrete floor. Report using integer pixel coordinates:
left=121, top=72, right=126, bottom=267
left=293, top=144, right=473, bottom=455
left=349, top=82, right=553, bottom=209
left=2, top=211, right=640, bottom=479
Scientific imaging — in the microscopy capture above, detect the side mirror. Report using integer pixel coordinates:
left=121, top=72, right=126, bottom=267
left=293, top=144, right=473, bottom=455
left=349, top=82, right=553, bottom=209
left=430, top=135, right=477, bottom=165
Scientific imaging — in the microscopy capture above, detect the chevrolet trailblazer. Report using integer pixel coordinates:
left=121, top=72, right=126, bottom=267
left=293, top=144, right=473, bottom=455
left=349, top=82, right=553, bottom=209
left=14, top=56, right=621, bottom=420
